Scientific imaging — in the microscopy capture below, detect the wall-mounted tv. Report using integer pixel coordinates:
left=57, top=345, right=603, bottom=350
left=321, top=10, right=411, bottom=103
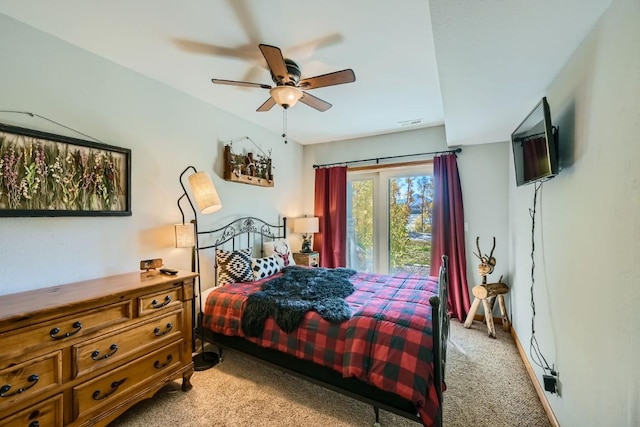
left=511, top=97, right=559, bottom=186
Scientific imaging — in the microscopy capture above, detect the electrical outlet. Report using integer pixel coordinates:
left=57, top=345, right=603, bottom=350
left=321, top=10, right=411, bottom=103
left=543, top=374, right=557, bottom=394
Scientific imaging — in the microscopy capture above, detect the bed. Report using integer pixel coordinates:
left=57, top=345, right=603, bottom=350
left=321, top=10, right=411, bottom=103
left=197, top=217, right=449, bottom=427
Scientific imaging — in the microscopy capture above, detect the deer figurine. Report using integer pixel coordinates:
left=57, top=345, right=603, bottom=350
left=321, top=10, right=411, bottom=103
left=473, top=236, right=496, bottom=284
left=465, top=236, right=511, bottom=337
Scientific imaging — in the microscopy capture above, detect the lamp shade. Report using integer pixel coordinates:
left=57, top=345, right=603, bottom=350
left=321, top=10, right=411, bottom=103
left=188, top=172, right=222, bottom=214
left=174, top=223, right=195, bottom=248
left=293, top=217, right=319, bottom=234
left=270, top=85, right=303, bottom=109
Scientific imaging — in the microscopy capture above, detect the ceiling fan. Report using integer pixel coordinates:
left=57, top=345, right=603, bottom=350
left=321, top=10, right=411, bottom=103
left=211, top=44, right=356, bottom=112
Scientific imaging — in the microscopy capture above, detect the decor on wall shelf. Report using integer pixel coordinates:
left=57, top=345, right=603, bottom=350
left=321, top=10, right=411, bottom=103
left=223, top=136, right=273, bottom=187
left=0, top=122, right=131, bottom=216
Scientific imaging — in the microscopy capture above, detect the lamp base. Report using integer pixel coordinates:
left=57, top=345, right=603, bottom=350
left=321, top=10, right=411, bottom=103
left=193, top=351, right=219, bottom=371
left=301, top=235, right=312, bottom=253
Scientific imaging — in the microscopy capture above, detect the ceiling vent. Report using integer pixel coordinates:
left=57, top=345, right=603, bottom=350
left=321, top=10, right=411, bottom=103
left=397, top=118, right=424, bottom=127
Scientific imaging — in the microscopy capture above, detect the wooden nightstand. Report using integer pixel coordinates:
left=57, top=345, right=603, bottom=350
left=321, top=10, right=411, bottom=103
left=293, top=251, right=320, bottom=267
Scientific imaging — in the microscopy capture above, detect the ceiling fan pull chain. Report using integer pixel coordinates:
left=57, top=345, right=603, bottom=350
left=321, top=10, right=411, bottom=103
left=282, top=108, right=288, bottom=144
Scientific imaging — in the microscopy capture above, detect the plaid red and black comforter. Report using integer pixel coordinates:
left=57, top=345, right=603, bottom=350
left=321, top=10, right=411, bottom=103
left=202, top=270, right=441, bottom=426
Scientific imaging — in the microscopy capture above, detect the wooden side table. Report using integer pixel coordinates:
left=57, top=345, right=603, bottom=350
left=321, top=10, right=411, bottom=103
left=293, top=251, right=320, bottom=267
left=463, top=282, right=510, bottom=338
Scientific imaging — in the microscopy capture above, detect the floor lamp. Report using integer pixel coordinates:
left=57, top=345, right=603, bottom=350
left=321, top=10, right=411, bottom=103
left=175, top=166, right=222, bottom=371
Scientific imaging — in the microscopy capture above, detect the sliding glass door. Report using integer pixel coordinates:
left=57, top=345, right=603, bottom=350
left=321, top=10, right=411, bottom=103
left=346, top=165, right=433, bottom=275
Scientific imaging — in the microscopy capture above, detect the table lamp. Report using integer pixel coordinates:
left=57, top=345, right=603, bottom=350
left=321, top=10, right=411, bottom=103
left=293, top=216, right=319, bottom=253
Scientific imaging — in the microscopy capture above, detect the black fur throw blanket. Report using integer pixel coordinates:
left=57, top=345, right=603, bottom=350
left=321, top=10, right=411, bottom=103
left=241, top=266, right=357, bottom=337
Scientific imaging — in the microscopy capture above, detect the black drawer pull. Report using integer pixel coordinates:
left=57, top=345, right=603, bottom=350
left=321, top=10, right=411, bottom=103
left=153, top=354, right=173, bottom=369
left=151, top=295, right=171, bottom=309
left=91, top=343, right=119, bottom=361
left=50, top=321, right=82, bottom=340
left=0, top=374, right=39, bottom=397
left=153, top=323, right=173, bottom=337
left=29, top=422, right=39, bottom=427
left=92, top=378, right=126, bottom=400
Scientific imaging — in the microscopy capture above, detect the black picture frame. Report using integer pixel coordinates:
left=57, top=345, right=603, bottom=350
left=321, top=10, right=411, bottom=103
left=0, top=123, right=131, bottom=217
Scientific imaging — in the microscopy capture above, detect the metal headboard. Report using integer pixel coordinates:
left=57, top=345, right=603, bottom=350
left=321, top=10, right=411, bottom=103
left=195, top=216, right=288, bottom=287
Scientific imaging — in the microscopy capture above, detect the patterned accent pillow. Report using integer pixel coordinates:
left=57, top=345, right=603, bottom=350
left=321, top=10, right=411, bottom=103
left=262, top=239, right=296, bottom=266
left=216, top=248, right=253, bottom=286
left=251, top=255, right=283, bottom=280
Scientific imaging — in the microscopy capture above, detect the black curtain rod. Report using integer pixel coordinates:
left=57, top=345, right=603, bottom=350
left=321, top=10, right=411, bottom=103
left=514, top=131, right=546, bottom=142
left=312, top=147, right=462, bottom=169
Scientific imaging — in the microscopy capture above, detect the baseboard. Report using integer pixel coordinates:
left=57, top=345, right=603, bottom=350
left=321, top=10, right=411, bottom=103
left=510, top=326, right=560, bottom=427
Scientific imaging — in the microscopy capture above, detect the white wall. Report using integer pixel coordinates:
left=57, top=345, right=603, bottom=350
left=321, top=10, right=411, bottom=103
left=303, top=127, right=511, bottom=311
left=0, top=14, right=303, bottom=295
left=457, top=141, right=510, bottom=307
left=508, top=0, right=640, bottom=425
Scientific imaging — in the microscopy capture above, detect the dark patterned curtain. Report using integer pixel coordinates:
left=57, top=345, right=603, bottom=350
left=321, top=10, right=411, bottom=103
left=314, top=166, right=347, bottom=268
left=431, top=153, right=470, bottom=320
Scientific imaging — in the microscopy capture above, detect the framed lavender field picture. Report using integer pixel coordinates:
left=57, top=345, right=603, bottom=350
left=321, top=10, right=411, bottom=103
left=0, top=123, right=131, bottom=217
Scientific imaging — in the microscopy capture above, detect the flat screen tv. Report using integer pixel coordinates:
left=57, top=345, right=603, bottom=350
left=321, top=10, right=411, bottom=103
left=511, top=97, right=558, bottom=186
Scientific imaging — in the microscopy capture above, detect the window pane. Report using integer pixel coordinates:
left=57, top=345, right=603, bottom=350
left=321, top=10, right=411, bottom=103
left=388, top=175, right=432, bottom=276
left=347, top=179, right=374, bottom=272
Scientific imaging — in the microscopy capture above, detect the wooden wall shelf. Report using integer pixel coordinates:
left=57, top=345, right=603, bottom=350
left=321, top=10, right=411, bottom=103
left=225, top=173, right=274, bottom=187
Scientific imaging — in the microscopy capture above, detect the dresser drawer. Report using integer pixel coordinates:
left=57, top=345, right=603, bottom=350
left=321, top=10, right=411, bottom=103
left=73, top=340, right=183, bottom=419
left=137, top=287, right=182, bottom=316
left=0, top=351, right=62, bottom=413
left=73, top=310, right=183, bottom=378
left=0, top=394, right=63, bottom=427
left=0, top=301, right=132, bottom=360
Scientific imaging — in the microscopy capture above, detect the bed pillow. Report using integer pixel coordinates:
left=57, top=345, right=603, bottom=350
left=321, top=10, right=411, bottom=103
left=251, top=254, right=283, bottom=280
left=262, top=239, right=296, bottom=266
left=216, top=248, right=253, bottom=286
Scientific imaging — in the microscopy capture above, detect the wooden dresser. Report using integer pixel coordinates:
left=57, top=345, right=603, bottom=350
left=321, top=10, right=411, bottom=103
left=0, top=270, right=197, bottom=427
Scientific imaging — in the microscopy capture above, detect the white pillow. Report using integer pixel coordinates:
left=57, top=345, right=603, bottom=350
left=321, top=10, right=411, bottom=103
left=251, top=255, right=283, bottom=280
left=262, top=239, right=296, bottom=266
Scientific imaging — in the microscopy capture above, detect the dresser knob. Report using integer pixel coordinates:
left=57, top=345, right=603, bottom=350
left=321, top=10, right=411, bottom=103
left=91, top=343, right=119, bottom=361
left=50, top=321, right=82, bottom=340
left=153, top=323, right=173, bottom=337
left=153, top=354, right=173, bottom=369
left=0, top=374, right=39, bottom=398
left=92, top=378, right=127, bottom=400
left=151, top=295, right=172, bottom=309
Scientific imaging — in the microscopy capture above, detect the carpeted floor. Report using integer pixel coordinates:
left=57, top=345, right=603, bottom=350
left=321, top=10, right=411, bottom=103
left=110, top=321, right=550, bottom=427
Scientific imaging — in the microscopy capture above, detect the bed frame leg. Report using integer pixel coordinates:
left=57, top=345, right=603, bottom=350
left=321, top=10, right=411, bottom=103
left=218, top=347, right=224, bottom=362
left=373, top=406, right=381, bottom=427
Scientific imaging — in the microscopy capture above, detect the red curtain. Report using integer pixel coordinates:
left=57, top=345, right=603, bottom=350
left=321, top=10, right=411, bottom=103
left=431, top=153, right=470, bottom=320
left=314, top=166, right=347, bottom=268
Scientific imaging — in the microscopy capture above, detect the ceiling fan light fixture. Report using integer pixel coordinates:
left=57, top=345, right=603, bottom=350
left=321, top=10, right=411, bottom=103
left=270, top=85, right=303, bottom=109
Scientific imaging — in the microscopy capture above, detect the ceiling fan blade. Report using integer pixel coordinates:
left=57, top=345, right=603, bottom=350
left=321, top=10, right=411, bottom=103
left=285, top=33, right=344, bottom=60
left=299, top=69, right=356, bottom=90
left=299, top=92, right=332, bottom=112
left=257, top=97, right=277, bottom=112
left=173, top=39, right=259, bottom=62
left=259, top=44, right=290, bottom=84
left=211, top=79, right=271, bottom=89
